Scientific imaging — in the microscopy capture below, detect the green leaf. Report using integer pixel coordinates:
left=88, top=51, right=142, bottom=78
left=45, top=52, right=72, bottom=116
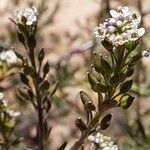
left=80, top=91, right=93, bottom=105
left=126, top=41, right=139, bottom=51
left=93, top=52, right=102, bottom=73
left=100, top=114, right=112, bottom=130
left=120, top=79, right=133, bottom=93
left=39, top=80, right=50, bottom=91
left=94, top=82, right=109, bottom=93
left=38, top=48, right=45, bottom=64
left=101, top=57, right=112, bottom=73
left=43, top=61, right=50, bottom=77
left=102, top=100, right=118, bottom=112
left=119, top=94, right=134, bottom=109
left=110, top=73, right=126, bottom=85
left=87, top=72, right=97, bottom=89
left=28, top=35, right=36, bottom=50
left=50, top=81, right=59, bottom=97
left=80, top=91, right=95, bottom=111
left=17, top=87, right=30, bottom=100
left=17, top=32, right=25, bottom=46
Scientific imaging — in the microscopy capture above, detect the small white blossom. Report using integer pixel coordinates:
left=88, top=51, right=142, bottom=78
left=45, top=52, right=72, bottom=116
left=7, top=110, right=21, bottom=117
left=126, top=28, right=145, bottom=41
left=88, top=132, right=118, bottom=150
left=95, top=6, right=145, bottom=46
left=15, top=7, right=38, bottom=25
left=142, top=51, right=150, bottom=58
left=0, top=50, right=17, bottom=65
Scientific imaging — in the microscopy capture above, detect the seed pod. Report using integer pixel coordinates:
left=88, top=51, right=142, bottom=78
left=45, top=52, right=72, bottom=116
left=43, top=61, right=50, bottom=78
left=84, top=101, right=96, bottom=112
left=75, top=117, right=87, bottom=132
left=100, top=114, right=112, bottom=130
left=17, top=87, right=30, bottom=100
left=39, top=80, right=50, bottom=91
left=101, top=40, right=113, bottom=51
left=38, top=48, right=44, bottom=64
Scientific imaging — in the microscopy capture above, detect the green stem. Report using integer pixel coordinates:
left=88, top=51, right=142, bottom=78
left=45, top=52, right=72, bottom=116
left=70, top=112, right=102, bottom=150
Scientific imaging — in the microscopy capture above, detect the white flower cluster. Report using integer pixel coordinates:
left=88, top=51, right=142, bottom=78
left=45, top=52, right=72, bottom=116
left=0, top=50, right=17, bottom=65
left=0, top=92, right=20, bottom=117
left=88, top=132, right=118, bottom=150
left=94, top=6, right=145, bottom=46
left=15, top=7, right=38, bottom=25
left=142, top=50, right=150, bottom=58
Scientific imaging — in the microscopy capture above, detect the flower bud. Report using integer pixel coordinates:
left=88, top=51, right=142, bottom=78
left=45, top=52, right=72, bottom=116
left=116, top=20, right=123, bottom=27
left=108, top=18, right=116, bottom=26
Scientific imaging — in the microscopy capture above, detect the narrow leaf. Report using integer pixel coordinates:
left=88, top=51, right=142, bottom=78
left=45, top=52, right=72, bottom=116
left=100, top=114, right=112, bottom=130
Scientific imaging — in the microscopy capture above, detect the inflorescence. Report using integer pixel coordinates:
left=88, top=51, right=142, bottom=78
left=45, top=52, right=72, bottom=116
left=88, top=132, right=118, bottom=150
left=94, top=6, right=145, bottom=46
left=14, top=7, right=38, bottom=25
left=0, top=49, right=18, bottom=66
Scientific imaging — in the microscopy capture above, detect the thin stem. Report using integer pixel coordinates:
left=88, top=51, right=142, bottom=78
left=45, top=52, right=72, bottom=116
left=33, top=78, right=44, bottom=150
left=70, top=112, right=102, bottom=150
left=28, top=47, right=43, bottom=149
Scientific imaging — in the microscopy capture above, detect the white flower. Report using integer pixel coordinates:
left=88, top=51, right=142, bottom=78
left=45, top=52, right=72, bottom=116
left=142, top=51, right=150, bottom=58
left=0, top=51, right=7, bottom=61
left=121, top=6, right=132, bottom=17
left=94, top=6, right=145, bottom=46
left=88, top=135, right=95, bottom=142
left=110, top=10, right=121, bottom=19
left=5, top=50, right=17, bottom=64
left=88, top=132, right=118, bottom=150
left=15, top=7, right=38, bottom=25
left=0, top=50, right=17, bottom=65
left=126, top=28, right=145, bottom=41
left=108, top=18, right=116, bottom=26
left=103, top=145, right=118, bottom=150
left=7, top=110, right=21, bottom=117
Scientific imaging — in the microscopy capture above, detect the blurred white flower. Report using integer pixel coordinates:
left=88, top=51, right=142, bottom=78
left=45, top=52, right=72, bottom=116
left=7, top=110, right=21, bottom=117
left=88, top=132, right=118, bottom=150
left=110, top=10, right=121, bottom=19
left=126, top=28, right=145, bottom=41
left=142, top=51, right=150, bottom=58
left=0, top=50, right=17, bottom=65
left=15, top=7, right=38, bottom=25
left=95, top=6, right=145, bottom=46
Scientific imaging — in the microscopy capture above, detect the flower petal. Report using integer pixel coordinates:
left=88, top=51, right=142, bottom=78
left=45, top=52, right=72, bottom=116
left=110, top=10, right=120, bottom=18
left=138, top=28, right=145, bottom=37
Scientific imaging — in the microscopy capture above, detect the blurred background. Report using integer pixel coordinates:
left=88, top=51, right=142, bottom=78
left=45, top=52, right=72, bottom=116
left=0, top=0, right=150, bottom=149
